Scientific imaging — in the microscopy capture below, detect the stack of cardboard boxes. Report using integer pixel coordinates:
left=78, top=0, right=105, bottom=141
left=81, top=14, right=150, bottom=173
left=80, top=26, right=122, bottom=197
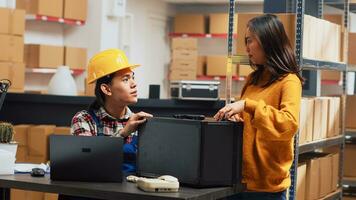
left=170, top=38, right=199, bottom=80
left=0, top=7, right=25, bottom=93
left=173, top=13, right=342, bottom=78
left=296, top=153, right=340, bottom=200
left=11, top=125, right=71, bottom=200
left=299, top=97, right=341, bottom=145
left=16, top=0, right=87, bottom=21
left=25, top=44, right=87, bottom=70
left=13, top=125, right=71, bottom=164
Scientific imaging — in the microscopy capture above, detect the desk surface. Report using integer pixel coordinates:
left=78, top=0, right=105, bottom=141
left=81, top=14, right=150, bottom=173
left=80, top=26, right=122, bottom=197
left=0, top=174, right=241, bottom=200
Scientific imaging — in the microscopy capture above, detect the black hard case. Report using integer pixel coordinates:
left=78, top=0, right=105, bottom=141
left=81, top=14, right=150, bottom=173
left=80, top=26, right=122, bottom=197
left=137, top=117, right=243, bottom=187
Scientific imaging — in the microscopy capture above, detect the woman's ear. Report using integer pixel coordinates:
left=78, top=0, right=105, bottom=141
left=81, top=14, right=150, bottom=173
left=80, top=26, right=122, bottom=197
left=100, top=84, right=112, bottom=96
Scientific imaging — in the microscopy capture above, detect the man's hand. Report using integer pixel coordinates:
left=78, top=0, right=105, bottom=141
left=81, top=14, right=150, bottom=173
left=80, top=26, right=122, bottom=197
left=120, top=112, right=153, bottom=137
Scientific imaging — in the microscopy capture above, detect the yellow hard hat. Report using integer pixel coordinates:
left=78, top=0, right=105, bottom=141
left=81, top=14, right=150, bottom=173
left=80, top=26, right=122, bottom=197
left=87, top=49, right=140, bottom=84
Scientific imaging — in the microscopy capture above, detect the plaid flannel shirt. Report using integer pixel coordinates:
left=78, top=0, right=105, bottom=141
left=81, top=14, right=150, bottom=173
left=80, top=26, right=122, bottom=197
left=71, top=106, right=136, bottom=144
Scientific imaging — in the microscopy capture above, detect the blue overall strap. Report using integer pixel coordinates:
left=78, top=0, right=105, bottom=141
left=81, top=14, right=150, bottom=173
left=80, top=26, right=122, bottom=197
left=88, top=110, right=104, bottom=136
left=88, top=109, right=136, bottom=173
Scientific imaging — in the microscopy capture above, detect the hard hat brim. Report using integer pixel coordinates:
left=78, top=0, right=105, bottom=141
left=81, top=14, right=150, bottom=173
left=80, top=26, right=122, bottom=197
left=87, top=64, right=140, bottom=84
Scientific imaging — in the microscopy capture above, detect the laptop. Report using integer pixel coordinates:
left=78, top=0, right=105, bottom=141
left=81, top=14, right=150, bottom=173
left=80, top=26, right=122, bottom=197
left=50, top=135, right=123, bottom=182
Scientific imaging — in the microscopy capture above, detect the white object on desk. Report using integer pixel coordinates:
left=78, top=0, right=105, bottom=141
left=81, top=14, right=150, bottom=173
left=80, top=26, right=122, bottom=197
left=136, top=175, right=179, bottom=193
left=0, top=149, right=16, bottom=175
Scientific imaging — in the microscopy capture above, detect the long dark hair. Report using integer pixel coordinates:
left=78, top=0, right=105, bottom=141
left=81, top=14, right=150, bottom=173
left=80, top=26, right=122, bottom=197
left=89, top=75, right=114, bottom=111
left=246, top=14, right=303, bottom=87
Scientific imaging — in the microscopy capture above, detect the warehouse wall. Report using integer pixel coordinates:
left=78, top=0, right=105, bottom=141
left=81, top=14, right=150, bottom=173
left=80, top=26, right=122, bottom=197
left=126, top=0, right=174, bottom=99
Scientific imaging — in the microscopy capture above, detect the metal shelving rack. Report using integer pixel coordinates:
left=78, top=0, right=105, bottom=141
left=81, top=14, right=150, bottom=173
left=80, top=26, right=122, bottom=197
left=264, top=0, right=350, bottom=199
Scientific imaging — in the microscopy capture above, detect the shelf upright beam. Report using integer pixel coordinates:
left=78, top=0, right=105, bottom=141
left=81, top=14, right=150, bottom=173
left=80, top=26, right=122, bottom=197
left=341, top=0, right=350, bottom=196
left=287, top=0, right=305, bottom=199
left=225, top=0, right=236, bottom=105
left=318, top=0, right=324, bottom=18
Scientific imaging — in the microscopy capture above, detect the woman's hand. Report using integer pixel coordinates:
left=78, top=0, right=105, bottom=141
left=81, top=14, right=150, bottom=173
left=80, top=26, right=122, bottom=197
left=214, top=100, right=245, bottom=121
left=120, top=111, right=153, bottom=137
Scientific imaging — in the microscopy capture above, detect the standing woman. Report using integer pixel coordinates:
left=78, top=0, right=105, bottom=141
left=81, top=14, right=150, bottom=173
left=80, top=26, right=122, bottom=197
left=215, top=14, right=303, bottom=200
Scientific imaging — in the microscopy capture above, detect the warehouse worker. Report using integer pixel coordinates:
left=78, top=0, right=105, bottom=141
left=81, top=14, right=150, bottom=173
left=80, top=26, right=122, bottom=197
left=214, top=14, right=302, bottom=200
left=71, top=48, right=152, bottom=172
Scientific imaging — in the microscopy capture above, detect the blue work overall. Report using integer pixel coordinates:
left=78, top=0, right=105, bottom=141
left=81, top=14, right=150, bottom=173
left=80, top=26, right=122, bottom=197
left=89, top=110, right=137, bottom=173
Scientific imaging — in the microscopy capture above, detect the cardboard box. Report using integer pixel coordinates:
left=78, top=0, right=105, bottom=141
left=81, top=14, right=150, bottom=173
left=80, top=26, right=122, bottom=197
left=16, top=0, right=63, bottom=18
left=209, top=13, right=237, bottom=34
left=344, top=144, right=356, bottom=177
left=11, top=189, right=44, bottom=200
left=346, top=95, right=356, bottom=129
left=171, top=60, right=197, bottom=71
left=327, top=97, right=336, bottom=138
left=0, top=8, right=10, bottom=35
left=349, top=33, right=356, bottom=65
left=16, top=146, right=28, bottom=163
left=28, top=125, right=56, bottom=157
left=169, top=69, right=196, bottom=80
left=10, top=189, right=27, bottom=200
left=84, top=78, right=95, bottom=96
left=305, top=98, right=314, bottom=143
left=171, top=38, right=198, bottom=50
left=313, top=98, right=322, bottom=141
left=331, top=153, right=339, bottom=191
left=197, top=56, right=206, bottom=76
left=64, top=0, right=87, bottom=21
left=299, top=98, right=307, bottom=145
left=321, top=21, right=341, bottom=62
left=302, top=14, right=312, bottom=59
left=13, top=125, right=32, bottom=146
left=0, top=62, right=25, bottom=91
left=327, top=97, right=341, bottom=138
left=297, top=163, right=307, bottom=200
left=238, top=65, right=253, bottom=77
left=27, top=155, right=48, bottom=164
left=321, top=71, right=341, bottom=81
left=324, top=14, right=343, bottom=26
left=324, top=14, right=343, bottom=62
left=0, top=8, right=25, bottom=36
left=207, top=56, right=237, bottom=76
left=64, top=47, right=87, bottom=70
left=319, top=155, right=332, bottom=198
left=44, top=193, right=58, bottom=200
left=305, top=157, right=320, bottom=200
left=319, top=97, right=329, bottom=140
left=172, top=49, right=198, bottom=61
left=54, top=126, right=71, bottom=135
left=25, top=44, right=64, bottom=68
left=0, top=35, right=24, bottom=62
left=334, top=97, right=340, bottom=136
left=174, top=14, right=205, bottom=34
left=11, top=9, right=26, bottom=36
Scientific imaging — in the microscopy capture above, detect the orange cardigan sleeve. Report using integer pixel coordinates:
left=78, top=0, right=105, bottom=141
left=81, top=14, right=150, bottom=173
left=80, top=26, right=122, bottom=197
left=244, top=79, right=302, bottom=141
